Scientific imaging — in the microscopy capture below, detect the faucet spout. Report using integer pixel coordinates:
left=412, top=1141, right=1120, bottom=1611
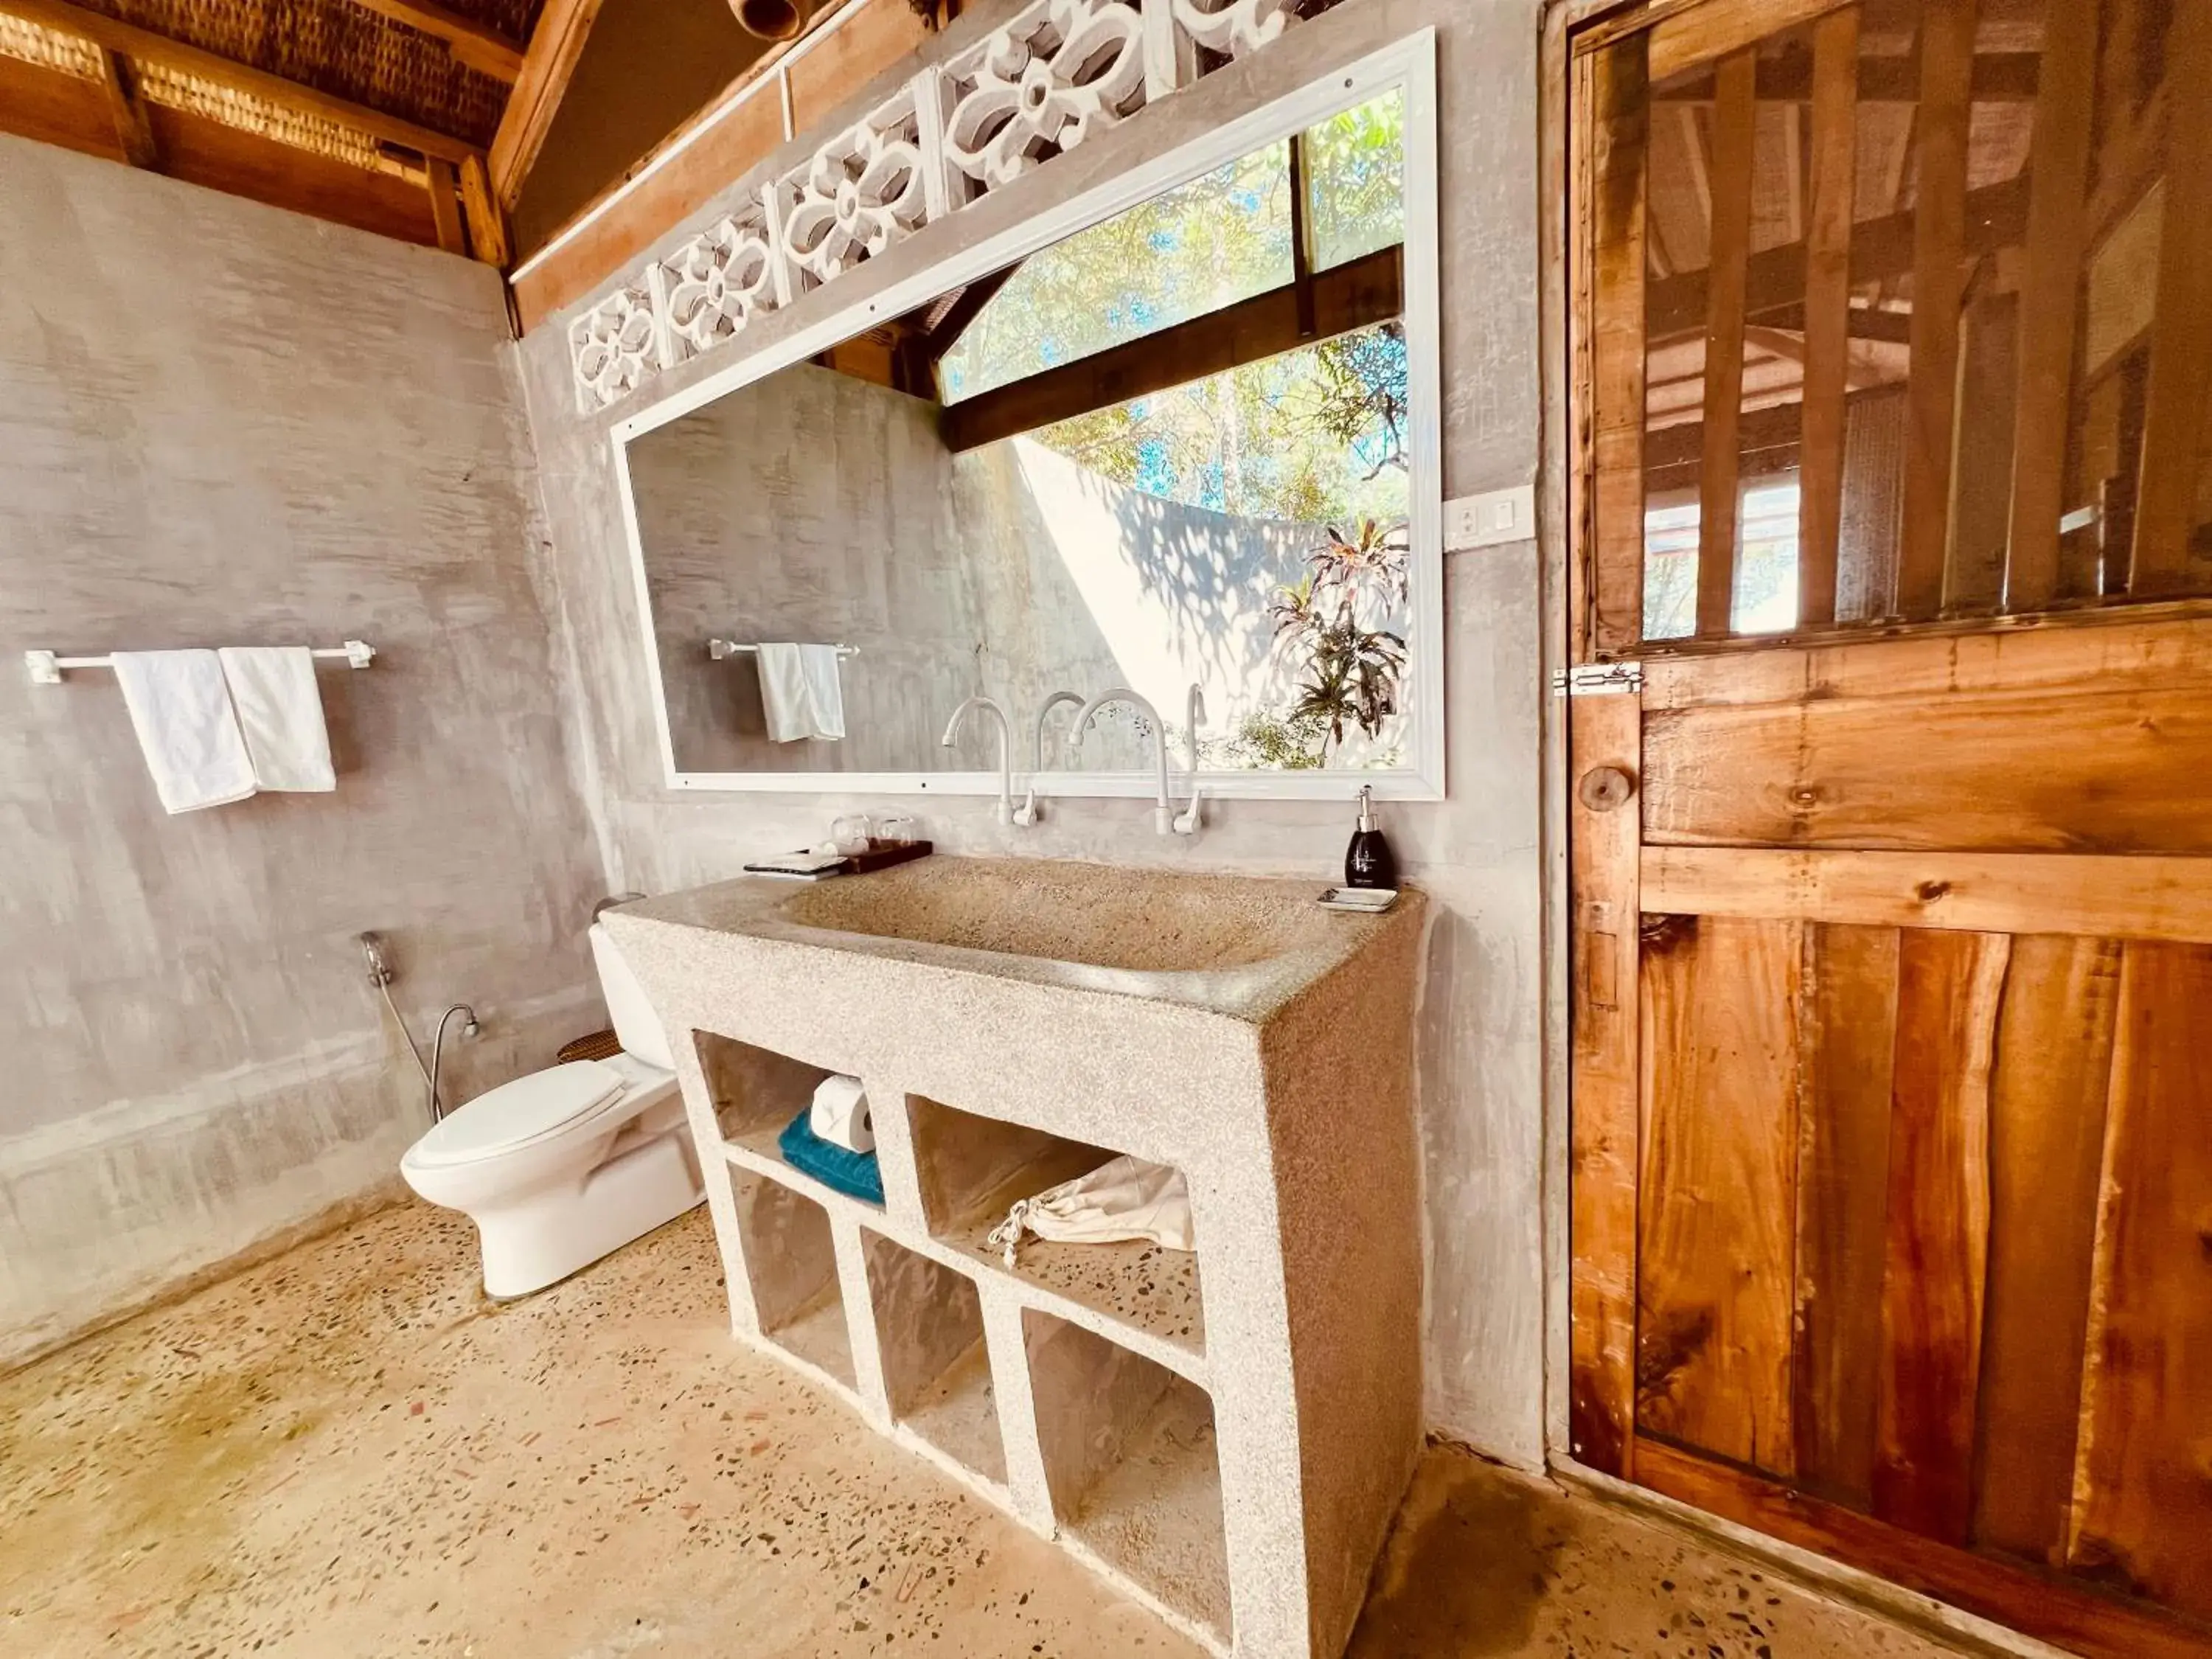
left=940, top=695, right=1016, bottom=826
left=1015, top=689, right=1085, bottom=827
left=1175, top=684, right=1206, bottom=835
left=1068, top=687, right=1175, bottom=835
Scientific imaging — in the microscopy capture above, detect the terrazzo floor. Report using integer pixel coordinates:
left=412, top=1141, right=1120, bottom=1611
left=0, top=1201, right=1975, bottom=1659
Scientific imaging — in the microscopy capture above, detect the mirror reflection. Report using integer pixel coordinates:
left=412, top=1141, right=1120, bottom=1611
left=626, top=89, right=1421, bottom=784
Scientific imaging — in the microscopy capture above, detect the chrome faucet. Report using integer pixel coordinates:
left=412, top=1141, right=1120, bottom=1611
left=1175, top=684, right=1206, bottom=835
left=1015, top=689, right=1085, bottom=828
left=1068, top=686, right=1179, bottom=835
left=941, top=695, right=1016, bottom=825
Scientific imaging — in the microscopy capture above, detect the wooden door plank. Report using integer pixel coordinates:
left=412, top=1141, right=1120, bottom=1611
left=1646, top=0, right=1851, bottom=84
left=1636, top=1439, right=2212, bottom=1659
left=1694, top=49, right=1758, bottom=639
left=1588, top=35, right=1649, bottom=655
left=1642, top=849, right=2212, bottom=942
left=1894, top=0, right=1980, bottom=619
left=1972, top=936, right=2121, bottom=1565
left=2002, top=0, right=2098, bottom=610
left=1636, top=916, right=1801, bottom=1476
left=2128, top=0, right=2212, bottom=595
left=1569, top=693, right=1644, bottom=1476
left=1791, top=923, right=1898, bottom=1506
left=1797, top=6, right=1860, bottom=627
left=2068, top=942, right=2212, bottom=1621
left=1872, top=928, right=2008, bottom=1544
left=1640, top=685, right=2212, bottom=853
left=1640, top=613, right=2212, bottom=709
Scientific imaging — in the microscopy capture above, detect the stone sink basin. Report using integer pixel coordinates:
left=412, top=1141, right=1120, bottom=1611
left=774, top=855, right=1333, bottom=976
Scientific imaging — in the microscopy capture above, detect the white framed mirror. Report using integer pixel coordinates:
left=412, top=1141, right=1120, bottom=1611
left=611, top=31, right=1442, bottom=801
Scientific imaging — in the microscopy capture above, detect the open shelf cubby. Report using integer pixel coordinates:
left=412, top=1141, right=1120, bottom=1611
left=1025, top=1310, right=1230, bottom=1642
left=861, top=1230, right=1006, bottom=1485
left=908, top=1094, right=1203, bottom=1356
left=730, top=1168, right=855, bottom=1388
left=694, top=1030, right=881, bottom=1211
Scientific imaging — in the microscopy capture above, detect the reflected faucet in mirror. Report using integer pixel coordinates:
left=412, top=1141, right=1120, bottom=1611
left=940, top=695, right=1016, bottom=826
left=1015, top=689, right=1085, bottom=827
left=1176, top=685, right=1206, bottom=835
left=1068, top=687, right=1195, bottom=837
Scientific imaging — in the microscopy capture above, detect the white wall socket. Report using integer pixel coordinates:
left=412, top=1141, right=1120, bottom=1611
left=1444, top=484, right=1536, bottom=550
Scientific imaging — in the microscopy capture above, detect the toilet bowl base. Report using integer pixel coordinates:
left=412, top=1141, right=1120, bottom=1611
left=474, top=1128, right=704, bottom=1299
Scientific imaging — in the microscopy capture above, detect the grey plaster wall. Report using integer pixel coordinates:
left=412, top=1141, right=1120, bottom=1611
left=515, top=0, right=1548, bottom=1467
left=0, top=139, right=608, bottom=1366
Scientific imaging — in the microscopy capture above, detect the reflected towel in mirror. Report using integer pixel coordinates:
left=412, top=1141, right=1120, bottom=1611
left=757, top=642, right=846, bottom=742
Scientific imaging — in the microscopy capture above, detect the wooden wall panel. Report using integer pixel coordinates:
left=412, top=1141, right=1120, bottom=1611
left=2069, top=943, right=2212, bottom=1622
left=1871, top=929, right=2008, bottom=1543
left=1635, top=916, right=1801, bottom=1475
left=1790, top=923, right=1898, bottom=1506
left=1972, top=936, right=2121, bottom=1565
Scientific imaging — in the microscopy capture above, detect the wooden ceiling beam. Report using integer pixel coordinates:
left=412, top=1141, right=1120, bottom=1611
left=93, top=46, right=156, bottom=168
left=941, top=243, right=1404, bottom=454
left=344, top=0, right=525, bottom=81
left=0, top=0, right=484, bottom=164
left=488, top=0, right=603, bottom=210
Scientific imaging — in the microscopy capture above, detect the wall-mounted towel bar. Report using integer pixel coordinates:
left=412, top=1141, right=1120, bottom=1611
left=707, top=639, right=860, bottom=661
left=25, top=640, right=378, bottom=686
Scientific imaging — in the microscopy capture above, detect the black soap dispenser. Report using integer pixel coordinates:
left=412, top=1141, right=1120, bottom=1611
left=1344, top=785, right=1397, bottom=890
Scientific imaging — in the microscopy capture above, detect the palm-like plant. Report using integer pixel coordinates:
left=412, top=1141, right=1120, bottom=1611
left=1267, top=517, right=1411, bottom=758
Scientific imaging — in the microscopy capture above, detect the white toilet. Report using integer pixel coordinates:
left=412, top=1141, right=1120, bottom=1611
left=400, top=924, right=703, bottom=1298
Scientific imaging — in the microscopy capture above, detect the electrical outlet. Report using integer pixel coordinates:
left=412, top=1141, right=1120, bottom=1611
left=1444, top=484, right=1535, bottom=550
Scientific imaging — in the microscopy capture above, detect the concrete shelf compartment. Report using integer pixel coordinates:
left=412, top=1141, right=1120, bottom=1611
left=693, top=1030, right=883, bottom=1211
left=863, top=1230, right=1006, bottom=1486
left=730, top=1169, right=855, bottom=1390
left=910, top=1094, right=1203, bottom=1357
left=1026, top=1310, right=1231, bottom=1645
left=611, top=860, right=1427, bottom=1658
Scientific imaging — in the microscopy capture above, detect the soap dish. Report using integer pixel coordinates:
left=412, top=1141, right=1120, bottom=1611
left=1318, top=886, right=1399, bottom=914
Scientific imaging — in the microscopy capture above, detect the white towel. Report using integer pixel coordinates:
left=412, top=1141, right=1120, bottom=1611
left=757, top=643, right=846, bottom=742
left=111, top=649, right=258, bottom=815
left=218, top=646, right=335, bottom=792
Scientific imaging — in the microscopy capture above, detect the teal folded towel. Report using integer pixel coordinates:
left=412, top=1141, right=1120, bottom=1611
left=778, top=1108, right=884, bottom=1206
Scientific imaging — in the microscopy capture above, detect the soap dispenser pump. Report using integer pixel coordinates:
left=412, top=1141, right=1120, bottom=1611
left=1344, top=785, right=1397, bottom=890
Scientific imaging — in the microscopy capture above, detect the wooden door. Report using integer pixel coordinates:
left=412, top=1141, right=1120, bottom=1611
left=1566, top=2, right=2212, bottom=1655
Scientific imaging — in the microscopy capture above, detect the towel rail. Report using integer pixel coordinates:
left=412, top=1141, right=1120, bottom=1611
left=707, top=639, right=860, bottom=661
left=25, top=641, right=377, bottom=686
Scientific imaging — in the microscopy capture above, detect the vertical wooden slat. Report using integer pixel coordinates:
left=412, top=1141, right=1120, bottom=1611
left=2068, top=942, right=2212, bottom=1622
left=1569, top=694, right=1644, bottom=1477
left=94, top=46, right=156, bottom=170
left=1694, top=49, right=1758, bottom=638
left=1637, top=916, right=1801, bottom=1477
left=425, top=156, right=466, bottom=256
left=1944, top=289, right=2022, bottom=611
left=1972, top=935, right=2121, bottom=1565
left=1797, top=6, right=1861, bottom=627
left=2127, top=0, right=2212, bottom=595
left=1570, top=48, right=1597, bottom=667
left=459, top=153, right=510, bottom=268
left=1872, top=927, right=2008, bottom=1544
left=1792, top=922, right=1898, bottom=1507
left=1589, top=35, right=1650, bottom=654
left=2001, top=0, right=2098, bottom=610
left=1894, top=0, right=1980, bottom=619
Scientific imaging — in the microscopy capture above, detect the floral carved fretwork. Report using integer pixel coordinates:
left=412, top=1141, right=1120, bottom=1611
left=566, top=0, right=1310, bottom=412
left=939, top=0, right=1150, bottom=194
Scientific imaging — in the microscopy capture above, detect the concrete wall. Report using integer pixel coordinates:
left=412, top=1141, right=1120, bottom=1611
left=517, top=0, right=1548, bottom=1467
left=0, top=139, right=608, bottom=1366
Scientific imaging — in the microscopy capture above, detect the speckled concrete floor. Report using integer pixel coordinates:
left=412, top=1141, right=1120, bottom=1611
left=0, top=1201, right=1972, bottom=1659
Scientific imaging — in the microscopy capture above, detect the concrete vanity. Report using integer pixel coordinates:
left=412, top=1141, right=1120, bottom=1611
left=604, top=858, right=1426, bottom=1659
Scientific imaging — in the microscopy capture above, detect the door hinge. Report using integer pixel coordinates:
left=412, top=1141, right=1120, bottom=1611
left=1552, top=661, right=1644, bottom=697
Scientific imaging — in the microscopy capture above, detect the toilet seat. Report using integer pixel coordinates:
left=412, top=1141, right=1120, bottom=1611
left=408, top=1057, right=669, bottom=1169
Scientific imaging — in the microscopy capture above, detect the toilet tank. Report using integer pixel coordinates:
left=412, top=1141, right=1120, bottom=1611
left=588, top=923, right=678, bottom=1072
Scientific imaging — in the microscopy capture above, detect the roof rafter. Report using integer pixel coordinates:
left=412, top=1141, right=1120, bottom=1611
left=0, top=0, right=485, bottom=164
left=344, top=0, right=525, bottom=81
left=488, top=0, right=602, bottom=210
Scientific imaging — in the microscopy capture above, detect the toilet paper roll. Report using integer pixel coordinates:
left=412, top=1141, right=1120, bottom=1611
left=810, top=1074, right=874, bottom=1153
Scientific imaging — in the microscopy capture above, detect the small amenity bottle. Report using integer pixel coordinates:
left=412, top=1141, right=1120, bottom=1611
left=1344, top=785, right=1397, bottom=890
